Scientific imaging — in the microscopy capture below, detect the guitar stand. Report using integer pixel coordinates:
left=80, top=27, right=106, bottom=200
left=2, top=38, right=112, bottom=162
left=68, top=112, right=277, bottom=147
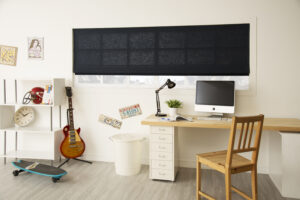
left=58, top=158, right=92, bottom=168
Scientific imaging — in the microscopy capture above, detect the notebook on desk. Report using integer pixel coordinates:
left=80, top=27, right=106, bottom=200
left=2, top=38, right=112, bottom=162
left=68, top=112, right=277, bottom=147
left=160, top=115, right=193, bottom=122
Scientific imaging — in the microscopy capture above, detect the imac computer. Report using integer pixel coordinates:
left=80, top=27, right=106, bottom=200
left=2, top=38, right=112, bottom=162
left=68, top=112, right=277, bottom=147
left=195, top=81, right=235, bottom=118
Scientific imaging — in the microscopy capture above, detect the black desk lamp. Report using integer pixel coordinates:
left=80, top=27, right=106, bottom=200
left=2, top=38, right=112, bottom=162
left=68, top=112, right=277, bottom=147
left=155, top=79, right=176, bottom=117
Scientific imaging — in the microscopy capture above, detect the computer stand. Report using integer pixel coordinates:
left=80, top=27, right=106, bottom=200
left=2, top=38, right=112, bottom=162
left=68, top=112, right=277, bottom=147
left=209, top=113, right=224, bottom=120
left=197, top=113, right=228, bottom=121
left=58, top=158, right=92, bottom=168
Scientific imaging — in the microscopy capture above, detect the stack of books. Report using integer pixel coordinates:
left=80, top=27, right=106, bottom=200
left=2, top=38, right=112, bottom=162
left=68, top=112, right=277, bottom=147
left=42, top=85, right=53, bottom=105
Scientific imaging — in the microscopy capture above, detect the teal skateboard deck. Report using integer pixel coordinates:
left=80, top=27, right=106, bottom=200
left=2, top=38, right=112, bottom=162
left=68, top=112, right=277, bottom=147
left=12, top=160, right=67, bottom=183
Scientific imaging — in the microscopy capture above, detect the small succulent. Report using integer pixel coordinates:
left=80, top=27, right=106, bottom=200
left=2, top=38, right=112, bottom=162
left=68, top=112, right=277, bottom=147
left=165, top=99, right=183, bottom=108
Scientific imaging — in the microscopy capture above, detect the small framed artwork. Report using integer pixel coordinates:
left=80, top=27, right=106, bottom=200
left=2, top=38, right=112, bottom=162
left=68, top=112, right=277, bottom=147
left=28, top=37, right=44, bottom=60
left=0, top=45, right=18, bottom=66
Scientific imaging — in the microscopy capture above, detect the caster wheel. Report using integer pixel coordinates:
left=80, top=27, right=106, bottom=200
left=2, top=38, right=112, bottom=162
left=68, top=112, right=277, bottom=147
left=52, top=177, right=60, bottom=183
left=13, top=170, right=19, bottom=176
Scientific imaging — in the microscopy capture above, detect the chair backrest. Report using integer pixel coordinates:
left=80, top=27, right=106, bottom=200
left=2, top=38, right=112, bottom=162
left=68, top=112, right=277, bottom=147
left=226, top=114, right=264, bottom=168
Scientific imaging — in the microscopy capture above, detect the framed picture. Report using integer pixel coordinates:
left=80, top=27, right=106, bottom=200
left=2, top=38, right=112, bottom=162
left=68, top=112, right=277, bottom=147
left=28, top=37, right=44, bottom=59
left=0, top=45, right=18, bottom=66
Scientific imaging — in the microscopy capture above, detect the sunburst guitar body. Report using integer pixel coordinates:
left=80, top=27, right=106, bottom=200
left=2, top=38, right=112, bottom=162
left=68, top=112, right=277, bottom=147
left=60, top=125, right=85, bottom=159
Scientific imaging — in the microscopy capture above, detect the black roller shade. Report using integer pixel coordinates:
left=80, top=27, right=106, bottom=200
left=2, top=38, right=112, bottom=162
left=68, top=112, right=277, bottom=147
left=73, top=24, right=249, bottom=76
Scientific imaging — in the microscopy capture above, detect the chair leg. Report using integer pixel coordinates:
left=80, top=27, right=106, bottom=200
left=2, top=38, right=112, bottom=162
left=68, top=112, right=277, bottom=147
left=225, top=169, right=231, bottom=200
left=251, top=166, right=258, bottom=200
left=196, top=161, right=201, bottom=200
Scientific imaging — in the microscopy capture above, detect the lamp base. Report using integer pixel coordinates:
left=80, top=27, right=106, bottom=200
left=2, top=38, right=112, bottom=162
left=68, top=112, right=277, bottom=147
left=155, top=113, right=167, bottom=117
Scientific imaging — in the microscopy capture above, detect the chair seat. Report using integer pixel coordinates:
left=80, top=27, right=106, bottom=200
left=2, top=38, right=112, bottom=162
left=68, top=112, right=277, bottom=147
left=197, top=150, right=254, bottom=174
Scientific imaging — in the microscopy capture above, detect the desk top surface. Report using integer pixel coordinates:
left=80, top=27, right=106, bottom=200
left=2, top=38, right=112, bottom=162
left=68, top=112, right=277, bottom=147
left=141, top=115, right=300, bottom=133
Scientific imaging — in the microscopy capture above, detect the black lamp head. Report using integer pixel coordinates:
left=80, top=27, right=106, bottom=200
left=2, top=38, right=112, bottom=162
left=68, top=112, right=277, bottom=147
left=166, top=79, right=176, bottom=89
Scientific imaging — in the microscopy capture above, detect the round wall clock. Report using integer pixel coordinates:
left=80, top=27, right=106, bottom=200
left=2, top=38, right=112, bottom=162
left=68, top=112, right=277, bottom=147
left=14, top=107, right=35, bottom=127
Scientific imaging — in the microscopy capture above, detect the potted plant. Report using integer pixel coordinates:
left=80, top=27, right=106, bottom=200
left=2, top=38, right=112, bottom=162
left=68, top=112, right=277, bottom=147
left=165, top=99, right=182, bottom=117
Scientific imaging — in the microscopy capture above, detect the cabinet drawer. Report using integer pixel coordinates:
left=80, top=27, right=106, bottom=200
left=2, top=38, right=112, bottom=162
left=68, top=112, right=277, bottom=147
left=150, top=134, right=173, bottom=144
left=151, top=143, right=172, bottom=152
left=151, top=169, right=173, bottom=180
left=151, top=151, right=173, bottom=160
left=151, top=126, right=173, bottom=134
left=151, top=160, right=173, bottom=170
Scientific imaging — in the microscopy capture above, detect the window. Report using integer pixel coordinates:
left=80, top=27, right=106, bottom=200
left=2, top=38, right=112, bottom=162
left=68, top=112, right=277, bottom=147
left=73, top=24, right=250, bottom=76
left=74, top=20, right=256, bottom=94
left=75, top=75, right=249, bottom=90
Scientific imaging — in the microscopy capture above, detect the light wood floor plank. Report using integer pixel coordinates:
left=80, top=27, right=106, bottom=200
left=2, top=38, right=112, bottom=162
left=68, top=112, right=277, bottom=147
left=0, top=159, right=297, bottom=200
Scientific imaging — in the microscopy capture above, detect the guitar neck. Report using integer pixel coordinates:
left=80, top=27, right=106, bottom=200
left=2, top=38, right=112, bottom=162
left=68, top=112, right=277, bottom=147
left=68, top=97, right=75, bottom=131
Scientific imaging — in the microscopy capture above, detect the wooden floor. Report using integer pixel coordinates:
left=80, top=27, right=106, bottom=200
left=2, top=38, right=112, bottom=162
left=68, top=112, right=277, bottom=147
left=0, top=159, right=296, bottom=200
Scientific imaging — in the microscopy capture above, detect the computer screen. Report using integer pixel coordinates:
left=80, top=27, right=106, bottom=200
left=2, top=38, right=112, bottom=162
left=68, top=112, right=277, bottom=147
left=195, top=81, right=235, bottom=114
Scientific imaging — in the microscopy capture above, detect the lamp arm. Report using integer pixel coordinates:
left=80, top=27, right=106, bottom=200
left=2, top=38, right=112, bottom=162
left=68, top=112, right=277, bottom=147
left=156, top=91, right=161, bottom=114
left=155, top=82, right=167, bottom=93
left=155, top=79, right=173, bottom=116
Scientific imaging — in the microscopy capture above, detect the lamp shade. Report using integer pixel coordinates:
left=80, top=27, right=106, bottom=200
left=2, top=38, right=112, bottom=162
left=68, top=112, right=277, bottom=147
left=166, top=79, right=176, bottom=89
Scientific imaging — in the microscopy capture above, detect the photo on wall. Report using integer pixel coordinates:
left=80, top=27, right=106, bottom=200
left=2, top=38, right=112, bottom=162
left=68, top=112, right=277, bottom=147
left=0, top=45, right=18, bottom=66
left=28, top=37, right=44, bottom=60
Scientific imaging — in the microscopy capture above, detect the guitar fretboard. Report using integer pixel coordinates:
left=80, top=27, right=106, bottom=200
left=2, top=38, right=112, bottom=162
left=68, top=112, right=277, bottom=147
left=68, top=97, right=76, bottom=143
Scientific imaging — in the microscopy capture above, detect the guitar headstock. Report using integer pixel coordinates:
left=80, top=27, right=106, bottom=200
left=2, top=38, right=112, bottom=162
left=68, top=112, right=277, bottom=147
left=65, top=87, right=72, bottom=97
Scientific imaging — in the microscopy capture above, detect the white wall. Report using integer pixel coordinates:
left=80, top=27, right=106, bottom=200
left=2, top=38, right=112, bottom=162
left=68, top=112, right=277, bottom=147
left=0, top=0, right=300, bottom=173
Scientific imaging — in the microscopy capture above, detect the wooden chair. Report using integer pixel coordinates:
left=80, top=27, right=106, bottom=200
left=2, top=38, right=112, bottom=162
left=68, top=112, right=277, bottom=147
left=196, top=114, right=264, bottom=200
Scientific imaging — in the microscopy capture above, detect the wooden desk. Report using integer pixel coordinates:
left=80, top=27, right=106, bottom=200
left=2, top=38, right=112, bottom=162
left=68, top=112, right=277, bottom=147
left=142, top=114, right=300, bottom=132
left=141, top=115, right=300, bottom=198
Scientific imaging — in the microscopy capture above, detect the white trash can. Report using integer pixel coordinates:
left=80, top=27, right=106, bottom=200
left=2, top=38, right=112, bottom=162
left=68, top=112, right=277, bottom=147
left=110, top=134, right=145, bottom=176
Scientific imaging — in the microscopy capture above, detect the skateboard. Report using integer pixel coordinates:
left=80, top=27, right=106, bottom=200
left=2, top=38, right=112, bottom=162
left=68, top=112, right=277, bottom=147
left=12, top=160, right=67, bottom=183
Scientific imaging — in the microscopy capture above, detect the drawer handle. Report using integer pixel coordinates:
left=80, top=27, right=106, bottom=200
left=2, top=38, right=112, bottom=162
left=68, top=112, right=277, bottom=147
left=158, top=155, right=166, bottom=159
left=158, top=146, right=166, bottom=150
left=158, top=136, right=166, bottom=140
left=159, top=128, right=166, bottom=131
left=159, top=172, right=166, bottom=176
left=159, top=164, right=166, bottom=167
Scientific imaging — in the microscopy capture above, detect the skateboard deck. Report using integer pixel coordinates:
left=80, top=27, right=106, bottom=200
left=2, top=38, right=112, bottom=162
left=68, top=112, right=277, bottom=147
left=12, top=160, right=67, bottom=183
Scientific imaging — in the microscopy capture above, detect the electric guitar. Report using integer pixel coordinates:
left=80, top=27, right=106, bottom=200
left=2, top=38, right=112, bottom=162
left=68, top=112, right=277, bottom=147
left=60, top=87, right=85, bottom=158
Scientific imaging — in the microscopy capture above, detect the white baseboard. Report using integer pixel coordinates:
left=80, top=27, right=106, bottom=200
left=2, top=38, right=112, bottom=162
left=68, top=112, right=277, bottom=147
left=80, top=154, right=269, bottom=174
left=80, top=154, right=113, bottom=163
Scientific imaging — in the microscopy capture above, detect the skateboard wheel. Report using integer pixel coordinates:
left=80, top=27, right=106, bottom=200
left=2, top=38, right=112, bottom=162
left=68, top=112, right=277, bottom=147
left=13, top=170, right=19, bottom=176
left=52, top=177, right=60, bottom=183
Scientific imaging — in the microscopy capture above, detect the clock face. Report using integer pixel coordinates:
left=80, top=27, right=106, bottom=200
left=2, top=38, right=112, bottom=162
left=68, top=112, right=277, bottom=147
left=14, top=107, right=35, bottom=127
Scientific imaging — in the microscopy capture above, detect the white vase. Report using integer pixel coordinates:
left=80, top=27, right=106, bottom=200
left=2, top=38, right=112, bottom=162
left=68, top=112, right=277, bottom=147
left=169, top=108, right=177, bottom=117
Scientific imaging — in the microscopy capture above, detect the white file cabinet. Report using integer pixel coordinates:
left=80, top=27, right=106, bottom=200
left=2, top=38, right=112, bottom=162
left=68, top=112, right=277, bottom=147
left=149, top=126, right=178, bottom=181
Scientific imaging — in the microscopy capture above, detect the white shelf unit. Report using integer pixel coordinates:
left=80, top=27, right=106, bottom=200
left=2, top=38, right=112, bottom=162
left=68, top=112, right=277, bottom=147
left=0, top=78, right=65, bottom=164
